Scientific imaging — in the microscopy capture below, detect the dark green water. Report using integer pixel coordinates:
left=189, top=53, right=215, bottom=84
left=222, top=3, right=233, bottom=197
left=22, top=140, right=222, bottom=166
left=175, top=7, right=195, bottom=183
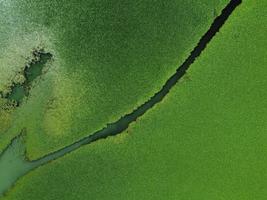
left=5, top=51, right=52, bottom=105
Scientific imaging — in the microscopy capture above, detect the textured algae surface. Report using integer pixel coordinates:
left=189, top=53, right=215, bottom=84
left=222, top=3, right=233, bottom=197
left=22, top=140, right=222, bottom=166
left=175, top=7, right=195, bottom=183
left=0, top=0, right=228, bottom=159
left=0, top=0, right=239, bottom=196
left=2, top=0, right=267, bottom=200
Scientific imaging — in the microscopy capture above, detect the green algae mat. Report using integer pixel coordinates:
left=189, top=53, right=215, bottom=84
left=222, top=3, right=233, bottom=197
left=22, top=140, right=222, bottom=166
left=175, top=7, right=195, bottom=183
left=1, top=0, right=267, bottom=199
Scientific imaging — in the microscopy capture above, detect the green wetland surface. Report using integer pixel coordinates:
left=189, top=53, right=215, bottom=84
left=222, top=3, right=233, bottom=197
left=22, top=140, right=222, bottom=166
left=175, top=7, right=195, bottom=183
left=1, top=0, right=267, bottom=199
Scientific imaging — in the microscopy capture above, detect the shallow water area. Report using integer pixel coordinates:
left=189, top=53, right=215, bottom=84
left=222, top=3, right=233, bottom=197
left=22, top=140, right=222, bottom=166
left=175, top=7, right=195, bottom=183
left=0, top=136, right=32, bottom=197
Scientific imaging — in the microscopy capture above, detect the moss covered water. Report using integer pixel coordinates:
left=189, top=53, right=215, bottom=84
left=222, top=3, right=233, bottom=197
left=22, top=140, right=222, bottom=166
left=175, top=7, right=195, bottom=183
left=0, top=1, right=241, bottom=197
left=6, top=1, right=266, bottom=199
left=0, top=0, right=231, bottom=160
